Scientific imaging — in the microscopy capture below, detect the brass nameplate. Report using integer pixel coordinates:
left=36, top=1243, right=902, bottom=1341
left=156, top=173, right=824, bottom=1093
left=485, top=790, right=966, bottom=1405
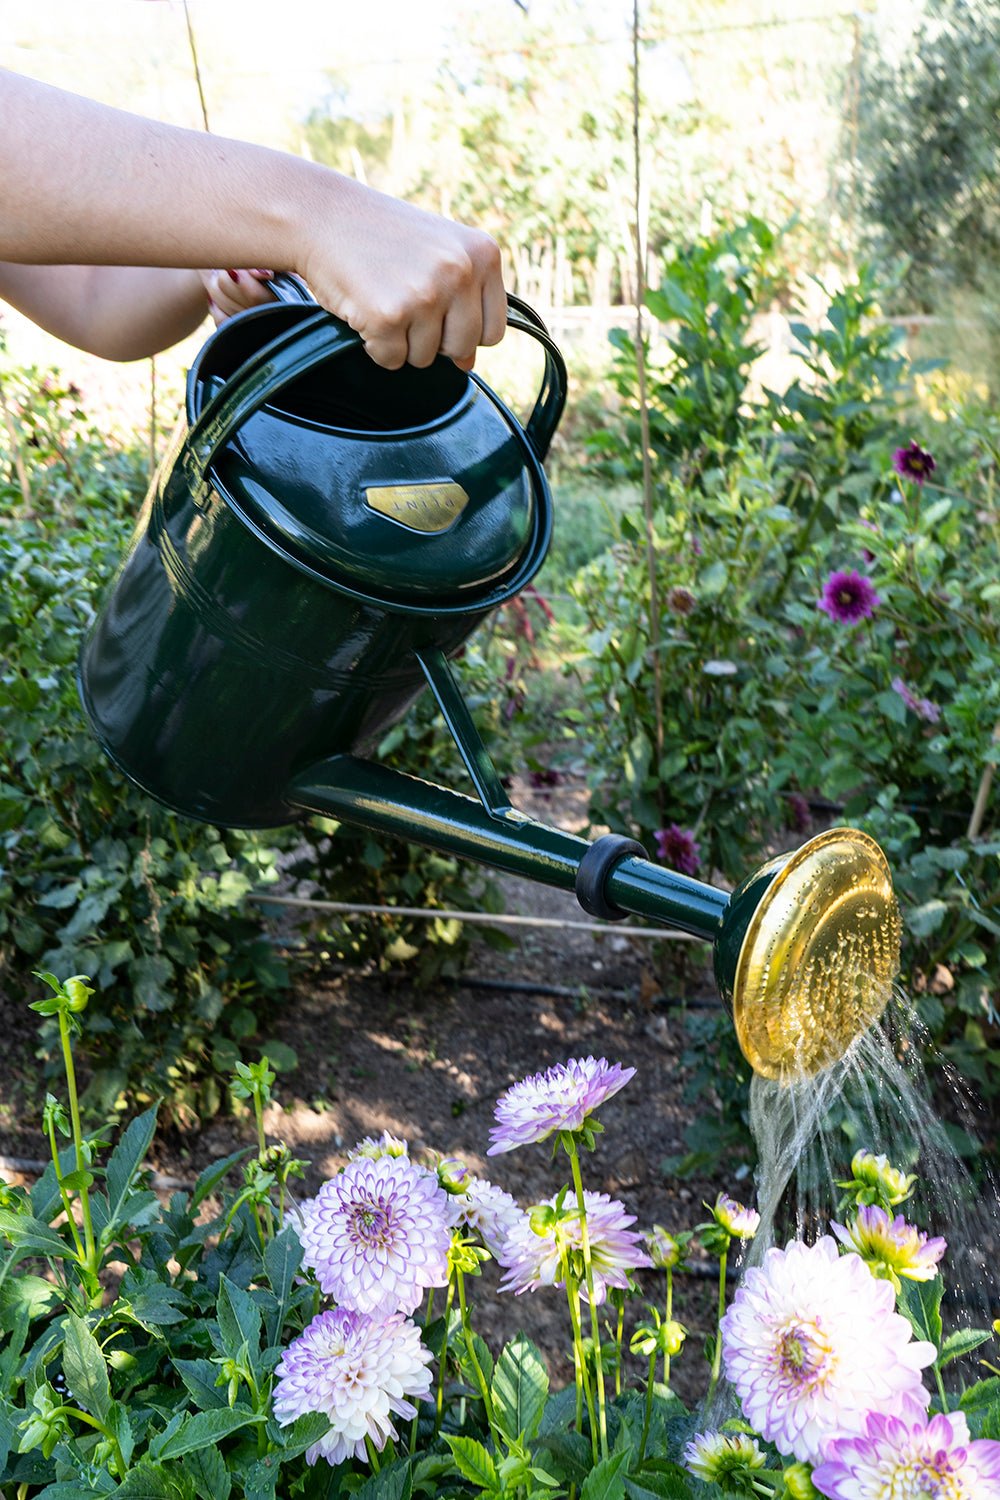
left=365, top=481, right=469, bottom=534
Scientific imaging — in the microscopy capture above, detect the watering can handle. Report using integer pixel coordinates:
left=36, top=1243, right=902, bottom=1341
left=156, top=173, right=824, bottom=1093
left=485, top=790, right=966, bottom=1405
left=184, top=275, right=567, bottom=491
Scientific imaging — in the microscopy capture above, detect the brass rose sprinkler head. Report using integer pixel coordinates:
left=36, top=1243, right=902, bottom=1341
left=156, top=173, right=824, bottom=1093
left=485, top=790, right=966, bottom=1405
left=715, top=828, right=903, bottom=1082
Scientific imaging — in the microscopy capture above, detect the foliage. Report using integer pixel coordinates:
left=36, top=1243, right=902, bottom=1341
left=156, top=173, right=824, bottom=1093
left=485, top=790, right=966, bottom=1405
left=3, top=988, right=999, bottom=1498
left=0, top=360, right=294, bottom=1125
left=558, top=223, right=999, bottom=1109
left=851, top=0, right=1000, bottom=315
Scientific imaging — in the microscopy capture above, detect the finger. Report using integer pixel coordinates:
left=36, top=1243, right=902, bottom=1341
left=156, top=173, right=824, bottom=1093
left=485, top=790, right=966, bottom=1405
left=407, top=308, right=449, bottom=370
left=438, top=296, right=483, bottom=370
left=480, top=273, right=509, bottom=348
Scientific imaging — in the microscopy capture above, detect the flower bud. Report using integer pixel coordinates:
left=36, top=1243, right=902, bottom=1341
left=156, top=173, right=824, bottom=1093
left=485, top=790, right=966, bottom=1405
left=63, top=976, right=93, bottom=1013
left=645, top=1224, right=685, bottom=1269
left=783, top=1462, right=819, bottom=1500
left=437, top=1156, right=472, bottom=1195
left=713, top=1192, right=761, bottom=1241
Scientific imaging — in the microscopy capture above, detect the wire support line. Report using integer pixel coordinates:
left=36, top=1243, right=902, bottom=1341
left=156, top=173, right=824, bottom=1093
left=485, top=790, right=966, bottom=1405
left=246, top=892, right=710, bottom=943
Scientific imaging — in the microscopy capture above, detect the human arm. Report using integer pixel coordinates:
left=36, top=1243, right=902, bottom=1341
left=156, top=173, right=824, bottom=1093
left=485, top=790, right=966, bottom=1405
left=0, top=68, right=506, bottom=370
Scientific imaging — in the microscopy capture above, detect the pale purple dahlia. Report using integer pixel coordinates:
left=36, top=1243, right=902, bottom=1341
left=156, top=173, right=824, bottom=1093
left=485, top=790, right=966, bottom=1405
left=813, top=1410, right=1000, bottom=1500
left=831, top=1204, right=946, bottom=1287
left=497, top=1190, right=652, bottom=1305
left=720, top=1236, right=934, bottom=1465
left=296, top=1155, right=455, bottom=1316
left=488, top=1056, right=635, bottom=1155
left=457, top=1177, right=526, bottom=1259
left=891, top=676, right=942, bottom=724
left=273, top=1307, right=432, bottom=1468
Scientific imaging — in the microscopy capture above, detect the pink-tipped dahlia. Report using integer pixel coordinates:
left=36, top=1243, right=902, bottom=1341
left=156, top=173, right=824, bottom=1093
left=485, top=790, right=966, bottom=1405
left=831, top=1204, right=946, bottom=1289
left=813, top=1409, right=1000, bottom=1500
left=497, top=1189, right=651, bottom=1305
left=714, top=1192, right=761, bottom=1240
left=296, top=1154, right=455, bottom=1316
left=720, top=1236, right=934, bottom=1464
left=488, top=1056, right=635, bottom=1155
left=273, top=1308, right=432, bottom=1468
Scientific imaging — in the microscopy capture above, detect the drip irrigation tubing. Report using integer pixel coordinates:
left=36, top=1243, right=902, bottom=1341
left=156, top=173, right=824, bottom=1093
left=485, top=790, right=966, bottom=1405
left=247, top=892, right=708, bottom=944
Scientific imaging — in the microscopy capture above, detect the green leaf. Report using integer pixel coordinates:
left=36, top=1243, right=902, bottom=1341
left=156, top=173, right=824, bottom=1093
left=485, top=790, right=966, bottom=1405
left=153, top=1407, right=262, bottom=1460
left=581, top=1451, right=628, bottom=1500
left=899, top=1277, right=943, bottom=1351
left=172, top=1357, right=229, bottom=1410
left=491, top=1334, right=549, bottom=1444
left=62, top=1312, right=112, bottom=1423
left=263, top=1225, right=303, bottom=1346
left=111, top=1461, right=180, bottom=1498
left=270, top=1410, right=330, bottom=1461
left=625, top=1462, right=695, bottom=1499
left=102, top=1106, right=158, bottom=1232
left=444, top=1433, right=499, bottom=1490
left=0, top=1208, right=72, bottom=1262
left=180, top=1443, right=232, bottom=1500
left=937, top=1327, right=994, bottom=1369
left=216, top=1273, right=262, bottom=1366
left=191, top=1148, right=253, bottom=1210
left=354, top=1458, right=413, bottom=1500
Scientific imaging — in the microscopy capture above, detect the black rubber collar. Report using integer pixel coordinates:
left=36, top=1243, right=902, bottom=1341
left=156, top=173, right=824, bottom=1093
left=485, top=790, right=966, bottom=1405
left=575, top=834, right=647, bottom=921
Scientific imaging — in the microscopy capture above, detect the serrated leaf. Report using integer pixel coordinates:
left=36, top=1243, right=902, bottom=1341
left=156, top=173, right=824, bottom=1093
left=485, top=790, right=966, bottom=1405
left=263, top=1226, right=302, bottom=1346
left=62, top=1312, right=111, bottom=1423
left=181, top=1442, right=232, bottom=1500
left=110, top=1461, right=179, bottom=1498
left=270, top=1410, right=330, bottom=1461
left=899, top=1277, right=943, bottom=1351
left=491, top=1334, right=549, bottom=1443
left=444, top=1433, right=499, bottom=1489
left=172, top=1357, right=229, bottom=1410
left=153, top=1406, right=262, bottom=1460
left=354, top=1457, right=413, bottom=1500
left=216, top=1273, right=262, bottom=1366
left=0, top=1208, right=72, bottom=1262
left=192, top=1148, right=253, bottom=1211
left=103, top=1106, right=158, bottom=1232
left=938, top=1327, right=994, bottom=1369
left=582, top=1450, right=628, bottom=1500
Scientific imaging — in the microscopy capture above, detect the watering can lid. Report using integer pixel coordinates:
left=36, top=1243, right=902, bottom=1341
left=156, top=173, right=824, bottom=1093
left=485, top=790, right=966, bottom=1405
left=185, top=303, right=556, bottom=615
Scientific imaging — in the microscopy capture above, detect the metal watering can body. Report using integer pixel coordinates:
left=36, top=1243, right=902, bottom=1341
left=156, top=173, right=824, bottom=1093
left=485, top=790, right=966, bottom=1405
left=79, top=282, right=902, bottom=1083
left=80, top=286, right=564, bottom=827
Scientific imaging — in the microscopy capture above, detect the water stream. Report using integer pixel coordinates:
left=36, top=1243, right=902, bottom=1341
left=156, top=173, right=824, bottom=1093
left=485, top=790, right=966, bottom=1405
left=746, top=985, right=998, bottom=1330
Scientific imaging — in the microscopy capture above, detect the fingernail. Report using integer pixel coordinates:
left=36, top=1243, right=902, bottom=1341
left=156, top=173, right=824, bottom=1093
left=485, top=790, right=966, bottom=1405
left=226, top=269, right=241, bottom=283
left=251, top=269, right=274, bottom=279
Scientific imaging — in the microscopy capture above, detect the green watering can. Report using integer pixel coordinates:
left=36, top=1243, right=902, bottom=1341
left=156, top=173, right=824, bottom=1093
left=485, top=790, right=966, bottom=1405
left=79, top=276, right=900, bottom=1081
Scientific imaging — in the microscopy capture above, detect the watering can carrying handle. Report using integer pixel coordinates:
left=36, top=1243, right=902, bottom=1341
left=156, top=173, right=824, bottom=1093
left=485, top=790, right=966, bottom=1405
left=184, top=274, right=567, bottom=496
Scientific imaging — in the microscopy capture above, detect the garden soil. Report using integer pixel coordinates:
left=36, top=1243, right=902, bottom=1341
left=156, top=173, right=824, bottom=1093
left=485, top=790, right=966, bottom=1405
left=0, top=774, right=762, bottom=1407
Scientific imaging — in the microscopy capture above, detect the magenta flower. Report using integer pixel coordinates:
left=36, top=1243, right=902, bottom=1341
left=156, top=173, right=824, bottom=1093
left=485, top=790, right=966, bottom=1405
left=891, top=676, right=941, bottom=724
left=720, top=1236, right=934, bottom=1464
left=892, top=441, right=936, bottom=485
left=488, top=1055, right=635, bottom=1155
left=831, top=1203, right=946, bottom=1290
left=296, top=1155, right=455, bottom=1316
left=654, top=824, right=701, bottom=876
left=497, top=1189, right=652, bottom=1304
left=813, top=1410, right=1000, bottom=1500
left=818, top=570, right=880, bottom=624
left=273, top=1307, right=433, bottom=1467
left=786, top=792, right=812, bottom=835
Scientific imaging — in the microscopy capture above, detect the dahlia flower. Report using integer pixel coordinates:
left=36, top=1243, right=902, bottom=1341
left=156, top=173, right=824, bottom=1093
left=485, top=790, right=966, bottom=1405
left=720, top=1236, right=934, bottom=1464
left=714, top=1192, right=761, bottom=1241
left=684, top=1430, right=767, bottom=1487
left=831, top=1204, right=946, bottom=1290
left=347, top=1130, right=409, bottom=1162
left=457, top=1177, right=525, bottom=1259
left=645, top=1224, right=686, bottom=1270
left=488, top=1056, right=635, bottom=1155
left=818, top=570, right=880, bottom=625
left=497, top=1189, right=652, bottom=1305
left=273, top=1308, right=432, bottom=1468
left=297, top=1154, right=454, bottom=1316
left=892, top=441, right=936, bottom=485
left=654, top=824, right=701, bottom=876
left=813, top=1410, right=1000, bottom=1500
left=891, top=676, right=941, bottom=724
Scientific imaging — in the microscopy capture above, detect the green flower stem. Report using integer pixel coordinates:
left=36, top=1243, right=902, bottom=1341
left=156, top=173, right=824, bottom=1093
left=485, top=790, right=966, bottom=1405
left=409, top=1288, right=435, bottom=1452
left=566, top=1137, right=609, bottom=1461
left=364, top=1434, right=382, bottom=1473
left=638, top=1350, right=656, bottom=1468
left=564, top=1272, right=598, bottom=1465
left=45, top=1114, right=85, bottom=1265
left=53, top=1406, right=124, bottom=1475
left=57, top=1011, right=98, bottom=1292
left=664, top=1267, right=674, bottom=1386
left=433, top=1278, right=456, bottom=1439
left=706, top=1247, right=728, bottom=1401
left=614, top=1295, right=625, bottom=1397
left=455, top=1266, right=497, bottom=1433
left=934, top=1363, right=949, bottom=1413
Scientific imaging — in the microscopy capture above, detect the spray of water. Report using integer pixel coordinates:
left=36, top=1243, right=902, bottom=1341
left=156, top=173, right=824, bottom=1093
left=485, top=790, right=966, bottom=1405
left=746, top=985, right=999, bottom=1334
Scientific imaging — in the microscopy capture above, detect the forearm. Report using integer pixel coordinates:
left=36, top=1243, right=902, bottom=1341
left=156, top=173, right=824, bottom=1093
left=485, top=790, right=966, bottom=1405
left=0, top=69, right=315, bottom=274
left=0, top=264, right=210, bottom=360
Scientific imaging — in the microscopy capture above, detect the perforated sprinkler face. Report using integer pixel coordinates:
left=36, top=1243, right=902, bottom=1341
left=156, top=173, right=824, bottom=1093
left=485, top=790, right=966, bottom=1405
left=730, top=829, right=902, bottom=1082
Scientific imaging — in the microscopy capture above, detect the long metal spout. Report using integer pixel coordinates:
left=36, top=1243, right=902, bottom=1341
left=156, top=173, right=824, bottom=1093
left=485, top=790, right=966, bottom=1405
left=288, top=757, right=902, bottom=1083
